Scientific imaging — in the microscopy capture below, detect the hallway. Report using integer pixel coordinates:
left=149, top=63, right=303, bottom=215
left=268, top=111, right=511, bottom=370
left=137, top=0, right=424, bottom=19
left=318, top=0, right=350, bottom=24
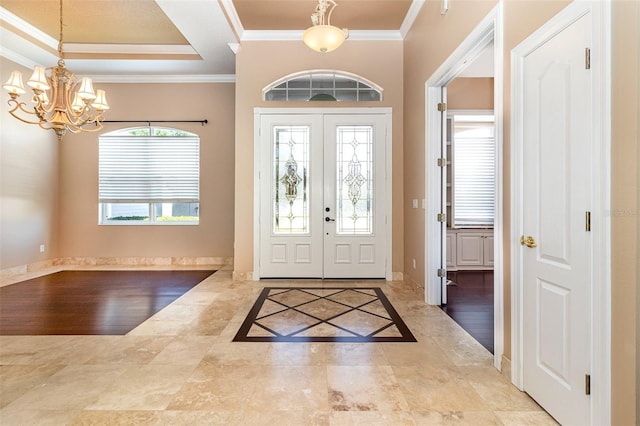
left=0, top=268, right=555, bottom=425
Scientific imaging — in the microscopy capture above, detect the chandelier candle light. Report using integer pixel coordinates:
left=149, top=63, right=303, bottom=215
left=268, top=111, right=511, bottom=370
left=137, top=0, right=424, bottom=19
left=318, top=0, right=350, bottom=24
left=3, top=0, right=109, bottom=141
left=303, top=0, right=349, bottom=53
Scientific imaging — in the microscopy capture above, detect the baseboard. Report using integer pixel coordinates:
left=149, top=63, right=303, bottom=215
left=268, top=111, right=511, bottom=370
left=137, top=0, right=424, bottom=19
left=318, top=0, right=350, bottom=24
left=55, top=256, right=233, bottom=267
left=501, top=354, right=512, bottom=380
left=1, top=256, right=233, bottom=287
left=403, top=272, right=424, bottom=290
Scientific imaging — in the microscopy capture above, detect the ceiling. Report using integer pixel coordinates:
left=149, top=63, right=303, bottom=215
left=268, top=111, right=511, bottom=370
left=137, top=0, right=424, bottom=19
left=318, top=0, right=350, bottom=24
left=0, top=0, right=492, bottom=81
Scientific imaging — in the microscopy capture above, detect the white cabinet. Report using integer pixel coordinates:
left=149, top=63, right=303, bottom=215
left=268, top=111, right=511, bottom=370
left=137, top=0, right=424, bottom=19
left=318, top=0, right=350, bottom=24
left=483, top=234, right=494, bottom=266
left=457, top=232, right=485, bottom=267
left=446, top=229, right=493, bottom=270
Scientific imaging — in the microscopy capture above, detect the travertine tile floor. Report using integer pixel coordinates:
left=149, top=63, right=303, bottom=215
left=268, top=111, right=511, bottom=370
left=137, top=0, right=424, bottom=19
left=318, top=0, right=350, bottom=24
left=0, top=268, right=557, bottom=425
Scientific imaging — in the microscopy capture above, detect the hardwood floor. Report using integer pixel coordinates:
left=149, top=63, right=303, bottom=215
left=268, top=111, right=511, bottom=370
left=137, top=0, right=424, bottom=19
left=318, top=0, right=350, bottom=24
left=0, top=270, right=214, bottom=335
left=441, top=270, right=494, bottom=353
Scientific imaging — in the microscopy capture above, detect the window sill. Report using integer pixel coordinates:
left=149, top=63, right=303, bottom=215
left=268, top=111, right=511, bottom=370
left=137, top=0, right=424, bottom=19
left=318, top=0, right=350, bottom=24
left=99, top=222, right=199, bottom=226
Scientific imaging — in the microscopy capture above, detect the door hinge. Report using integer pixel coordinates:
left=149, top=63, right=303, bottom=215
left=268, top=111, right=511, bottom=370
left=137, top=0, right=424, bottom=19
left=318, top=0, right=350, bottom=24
left=437, top=213, right=446, bottom=222
left=585, top=374, right=591, bottom=395
left=585, top=48, right=591, bottom=70
left=437, top=157, right=447, bottom=167
left=437, top=102, right=447, bottom=112
left=437, top=268, right=446, bottom=278
left=585, top=211, right=591, bottom=232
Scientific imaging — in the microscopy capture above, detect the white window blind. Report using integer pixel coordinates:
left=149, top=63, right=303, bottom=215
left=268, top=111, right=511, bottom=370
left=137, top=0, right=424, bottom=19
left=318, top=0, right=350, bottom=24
left=99, top=135, right=200, bottom=203
left=452, top=116, right=495, bottom=227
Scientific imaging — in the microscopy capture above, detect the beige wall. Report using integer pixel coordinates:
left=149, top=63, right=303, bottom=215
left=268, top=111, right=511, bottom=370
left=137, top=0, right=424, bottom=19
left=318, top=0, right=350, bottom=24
left=447, top=77, right=494, bottom=110
left=0, top=58, right=59, bottom=269
left=404, top=0, right=638, bottom=423
left=611, top=1, right=639, bottom=423
left=233, top=40, right=404, bottom=278
left=402, top=0, right=498, bottom=288
left=59, top=83, right=235, bottom=259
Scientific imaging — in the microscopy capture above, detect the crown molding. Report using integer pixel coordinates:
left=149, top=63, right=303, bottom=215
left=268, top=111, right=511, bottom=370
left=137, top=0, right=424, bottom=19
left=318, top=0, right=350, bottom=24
left=219, top=0, right=244, bottom=40
left=401, top=0, right=426, bottom=38
left=0, top=46, right=37, bottom=69
left=0, top=7, right=57, bottom=50
left=63, top=43, right=197, bottom=55
left=89, top=74, right=236, bottom=84
left=241, top=29, right=402, bottom=42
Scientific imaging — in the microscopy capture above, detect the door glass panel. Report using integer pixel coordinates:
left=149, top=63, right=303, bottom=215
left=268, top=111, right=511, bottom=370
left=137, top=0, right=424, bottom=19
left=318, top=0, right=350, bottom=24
left=336, top=125, right=373, bottom=235
left=273, top=126, right=309, bottom=234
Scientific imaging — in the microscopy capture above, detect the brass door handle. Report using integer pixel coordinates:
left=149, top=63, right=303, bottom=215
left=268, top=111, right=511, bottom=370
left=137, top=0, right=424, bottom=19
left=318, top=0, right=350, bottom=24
left=520, top=235, right=537, bottom=248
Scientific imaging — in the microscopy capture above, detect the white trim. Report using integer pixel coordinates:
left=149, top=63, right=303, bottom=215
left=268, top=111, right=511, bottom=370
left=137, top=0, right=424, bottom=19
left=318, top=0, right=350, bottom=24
left=228, top=43, right=240, bottom=55
left=0, top=7, right=57, bottom=50
left=0, top=46, right=37, bottom=69
left=425, top=2, right=504, bottom=371
left=401, top=0, right=426, bottom=38
left=219, top=0, right=245, bottom=40
left=241, top=30, right=403, bottom=42
left=510, top=1, right=611, bottom=423
left=90, top=74, right=236, bottom=84
left=62, top=43, right=197, bottom=56
left=253, top=107, right=393, bottom=281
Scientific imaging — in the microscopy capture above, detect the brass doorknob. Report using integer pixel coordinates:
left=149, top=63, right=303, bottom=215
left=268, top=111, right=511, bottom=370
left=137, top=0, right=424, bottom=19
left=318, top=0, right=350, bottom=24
left=520, top=235, right=537, bottom=248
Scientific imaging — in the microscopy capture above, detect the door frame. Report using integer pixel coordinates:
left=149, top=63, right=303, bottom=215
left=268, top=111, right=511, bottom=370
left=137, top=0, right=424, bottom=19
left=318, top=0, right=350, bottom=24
left=253, top=107, right=393, bottom=280
left=425, top=2, right=504, bottom=371
left=510, top=1, right=611, bottom=423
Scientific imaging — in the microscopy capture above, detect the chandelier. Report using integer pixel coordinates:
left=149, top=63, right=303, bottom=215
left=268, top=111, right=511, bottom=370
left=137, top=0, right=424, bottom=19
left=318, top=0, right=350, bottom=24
left=303, top=0, right=349, bottom=53
left=2, top=0, right=109, bottom=141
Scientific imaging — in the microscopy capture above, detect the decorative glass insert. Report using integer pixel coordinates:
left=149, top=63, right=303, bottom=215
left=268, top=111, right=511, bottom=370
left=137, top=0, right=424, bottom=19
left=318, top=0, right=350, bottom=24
left=336, top=126, right=374, bottom=235
left=264, top=71, right=382, bottom=102
left=273, top=126, right=310, bottom=234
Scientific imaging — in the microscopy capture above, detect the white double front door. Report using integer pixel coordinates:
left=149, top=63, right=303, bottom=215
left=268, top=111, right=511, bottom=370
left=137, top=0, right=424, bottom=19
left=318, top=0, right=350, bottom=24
left=257, top=111, right=389, bottom=279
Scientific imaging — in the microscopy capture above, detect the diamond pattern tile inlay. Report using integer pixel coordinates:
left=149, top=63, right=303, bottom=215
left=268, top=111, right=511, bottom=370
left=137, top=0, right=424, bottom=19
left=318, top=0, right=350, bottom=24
left=234, top=287, right=416, bottom=343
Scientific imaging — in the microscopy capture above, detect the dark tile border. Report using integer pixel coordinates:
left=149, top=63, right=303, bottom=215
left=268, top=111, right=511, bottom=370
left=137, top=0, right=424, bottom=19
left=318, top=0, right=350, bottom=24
left=233, top=287, right=417, bottom=343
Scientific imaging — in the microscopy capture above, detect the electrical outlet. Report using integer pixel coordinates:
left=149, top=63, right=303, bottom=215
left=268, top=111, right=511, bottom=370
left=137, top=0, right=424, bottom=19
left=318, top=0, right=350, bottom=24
left=39, top=244, right=45, bottom=253
left=412, top=258, right=416, bottom=269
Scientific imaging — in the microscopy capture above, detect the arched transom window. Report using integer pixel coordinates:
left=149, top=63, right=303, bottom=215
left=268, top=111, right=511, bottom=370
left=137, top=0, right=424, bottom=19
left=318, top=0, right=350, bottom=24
left=264, top=70, right=383, bottom=102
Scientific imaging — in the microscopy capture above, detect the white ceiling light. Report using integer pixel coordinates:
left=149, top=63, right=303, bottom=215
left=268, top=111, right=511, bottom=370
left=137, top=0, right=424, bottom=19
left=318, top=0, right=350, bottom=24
left=2, top=0, right=109, bottom=141
left=303, top=0, right=349, bottom=53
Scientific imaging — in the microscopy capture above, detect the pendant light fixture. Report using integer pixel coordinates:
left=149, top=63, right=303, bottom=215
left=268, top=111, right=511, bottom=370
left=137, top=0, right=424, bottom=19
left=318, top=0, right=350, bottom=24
left=2, top=0, right=109, bottom=141
left=303, top=0, right=349, bottom=53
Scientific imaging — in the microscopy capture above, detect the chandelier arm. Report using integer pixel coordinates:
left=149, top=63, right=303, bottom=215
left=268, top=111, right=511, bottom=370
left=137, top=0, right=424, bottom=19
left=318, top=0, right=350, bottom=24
left=6, top=99, right=53, bottom=125
left=326, top=0, right=337, bottom=26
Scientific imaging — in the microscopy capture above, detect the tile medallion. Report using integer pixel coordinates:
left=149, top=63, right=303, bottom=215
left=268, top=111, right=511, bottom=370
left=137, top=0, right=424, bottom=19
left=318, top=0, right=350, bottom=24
left=234, top=287, right=417, bottom=343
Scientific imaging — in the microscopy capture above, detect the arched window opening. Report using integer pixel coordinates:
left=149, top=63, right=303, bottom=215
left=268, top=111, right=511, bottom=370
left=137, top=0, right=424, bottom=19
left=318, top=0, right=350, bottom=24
left=264, top=70, right=383, bottom=102
left=98, top=126, right=200, bottom=225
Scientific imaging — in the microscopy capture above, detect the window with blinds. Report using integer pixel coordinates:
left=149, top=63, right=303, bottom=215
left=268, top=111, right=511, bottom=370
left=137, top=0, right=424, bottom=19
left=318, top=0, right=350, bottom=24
left=451, top=114, right=495, bottom=227
left=98, top=127, right=200, bottom=224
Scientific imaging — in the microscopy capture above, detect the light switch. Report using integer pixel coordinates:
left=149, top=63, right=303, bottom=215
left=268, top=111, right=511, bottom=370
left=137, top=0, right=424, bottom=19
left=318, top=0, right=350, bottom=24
left=412, top=199, right=418, bottom=209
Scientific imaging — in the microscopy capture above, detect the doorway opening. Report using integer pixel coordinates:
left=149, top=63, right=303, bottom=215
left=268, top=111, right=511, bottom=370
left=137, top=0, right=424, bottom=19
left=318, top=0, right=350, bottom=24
left=441, top=110, right=496, bottom=353
left=425, top=3, right=504, bottom=370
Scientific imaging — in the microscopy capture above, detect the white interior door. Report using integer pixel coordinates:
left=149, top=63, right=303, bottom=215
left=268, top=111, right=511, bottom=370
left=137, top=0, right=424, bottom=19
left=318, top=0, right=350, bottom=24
left=521, top=12, right=592, bottom=425
left=259, top=112, right=387, bottom=279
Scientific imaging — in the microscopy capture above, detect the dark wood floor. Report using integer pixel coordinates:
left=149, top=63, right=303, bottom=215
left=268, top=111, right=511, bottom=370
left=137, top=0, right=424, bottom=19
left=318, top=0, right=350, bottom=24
left=0, top=270, right=214, bottom=335
left=441, top=270, right=494, bottom=353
